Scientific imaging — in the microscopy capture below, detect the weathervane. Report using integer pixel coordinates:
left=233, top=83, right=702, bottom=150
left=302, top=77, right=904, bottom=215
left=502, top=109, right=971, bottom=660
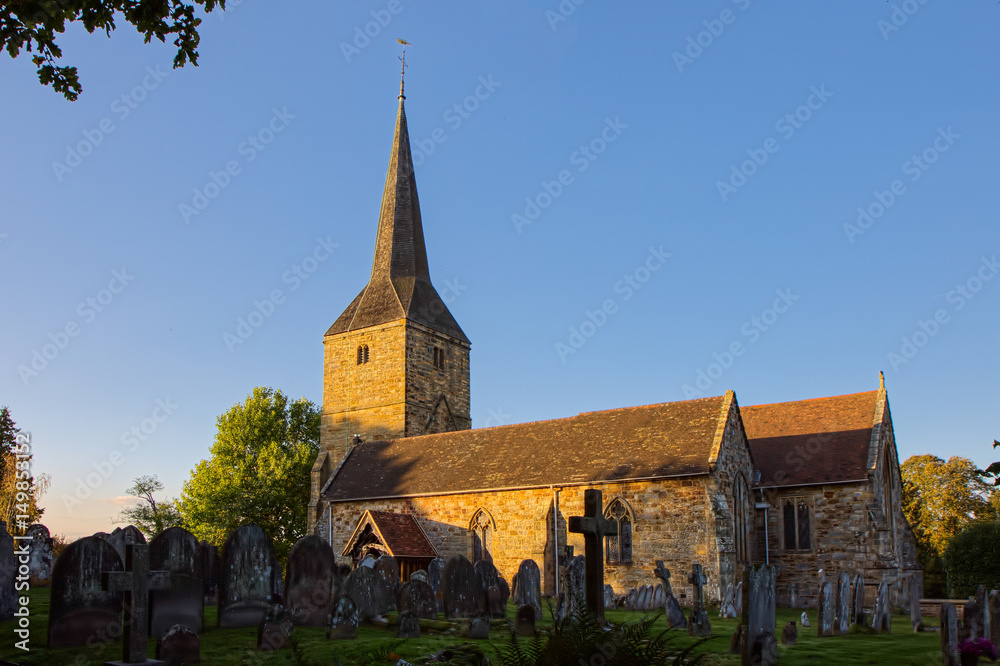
left=397, top=38, right=412, bottom=100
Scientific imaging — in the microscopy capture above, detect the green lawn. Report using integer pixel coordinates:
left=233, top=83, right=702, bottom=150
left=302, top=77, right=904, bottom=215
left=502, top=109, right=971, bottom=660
left=0, top=588, right=943, bottom=665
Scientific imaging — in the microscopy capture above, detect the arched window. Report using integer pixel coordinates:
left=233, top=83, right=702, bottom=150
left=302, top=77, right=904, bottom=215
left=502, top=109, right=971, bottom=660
left=733, top=475, right=750, bottom=563
left=356, top=344, right=370, bottom=365
left=604, top=498, right=633, bottom=564
left=782, top=497, right=811, bottom=551
left=470, top=509, right=494, bottom=563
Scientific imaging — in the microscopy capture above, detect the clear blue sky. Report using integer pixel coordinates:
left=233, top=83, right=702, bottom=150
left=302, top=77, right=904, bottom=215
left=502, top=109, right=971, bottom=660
left=1, top=1, right=997, bottom=539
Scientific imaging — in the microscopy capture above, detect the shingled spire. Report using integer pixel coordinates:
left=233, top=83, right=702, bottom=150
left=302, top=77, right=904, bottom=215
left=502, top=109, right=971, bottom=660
left=327, top=95, right=467, bottom=342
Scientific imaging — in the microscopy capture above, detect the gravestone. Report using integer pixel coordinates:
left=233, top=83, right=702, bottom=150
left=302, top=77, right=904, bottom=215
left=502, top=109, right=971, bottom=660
left=687, top=563, right=712, bottom=637
left=107, top=525, right=147, bottom=561
left=516, top=604, right=536, bottom=637
left=734, top=580, right=743, bottom=617
left=564, top=555, right=586, bottom=616
left=0, top=521, right=14, bottom=621
left=653, top=583, right=666, bottom=611
left=486, top=585, right=506, bottom=618
left=653, top=561, right=687, bottom=628
left=568, top=489, right=617, bottom=624
left=157, top=624, right=199, bottom=665
left=989, top=590, right=1000, bottom=648
left=345, top=565, right=390, bottom=621
left=975, top=585, right=991, bottom=641
left=410, top=569, right=427, bottom=583
left=817, top=581, right=834, bottom=637
left=781, top=620, right=797, bottom=645
left=964, top=600, right=981, bottom=640
left=835, top=573, right=850, bottom=634
left=26, top=523, right=53, bottom=586
left=742, top=564, right=777, bottom=666
left=941, top=602, right=959, bottom=666
left=428, top=557, right=446, bottom=613
left=396, top=610, right=420, bottom=639
left=258, top=604, right=294, bottom=650
left=327, top=595, right=359, bottom=640
left=720, top=583, right=736, bottom=618
left=872, top=580, right=891, bottom=633
left=198, top=541, right=220, bottom=606
left=468, top=612, right=491, bottom=639
left=442, top=555, right=480, bottom=619
left=397, top=578, right=437, bottom=620
left=218, top=525, right=283, bottom=628
left=373, top=555, right=400, bottom=611
left=512, top=558, right=543, bottom=621
left=102, top=542, right=174, bottom=665
left=149, top=526, right=203, bottom=637
left=498, top=576, right=510, bottom=609
left=474, top=559, right=502, bottom=614
left=851, top=574, right=866, bottom=628
left=800, top=611, right=809, bottom=627
left=48, top=536, right=124, bottom=648
left=285, top=535, right=336, bottom=626
left=729, top=623, right=746, bottom=655
left=604, top=584, right=615, bottom=610
left=909, top=573, right=924, bottom=632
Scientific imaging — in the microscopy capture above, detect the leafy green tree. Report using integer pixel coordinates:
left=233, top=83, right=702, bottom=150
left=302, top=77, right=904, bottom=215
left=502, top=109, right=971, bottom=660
left=943, top=521, right=1000, bottom=598
left=180, top=387, right=319, bottom=562
left=0, top=0, right=227, bottom=101
left=0, top=406, right=49, bottom=532
left=114, top=474, right=183, bottom=538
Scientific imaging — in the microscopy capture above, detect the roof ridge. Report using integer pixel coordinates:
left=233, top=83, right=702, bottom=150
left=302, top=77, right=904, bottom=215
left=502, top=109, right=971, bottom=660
left=744, top=389, right=879, bottom=410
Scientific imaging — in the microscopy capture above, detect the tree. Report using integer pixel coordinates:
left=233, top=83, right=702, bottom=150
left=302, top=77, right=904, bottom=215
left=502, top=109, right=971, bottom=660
left=985, top=439, right=1000, bottom=486
left=114, top=474, right=183, bottom=539
left=0, top=406, right=49, bottom=533
left=180, top=387, right=319, bottom=563
left=943, top=521, right=1000, bottom=598
left=0, top=0, right=227, bottom=101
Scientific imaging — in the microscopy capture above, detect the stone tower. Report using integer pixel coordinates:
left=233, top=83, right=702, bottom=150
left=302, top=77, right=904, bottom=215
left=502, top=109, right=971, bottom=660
left=312, top=85, right=471, bottom=513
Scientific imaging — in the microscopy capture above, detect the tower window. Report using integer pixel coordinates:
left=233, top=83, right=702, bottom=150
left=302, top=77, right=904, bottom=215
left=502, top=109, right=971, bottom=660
left=356, top=344, right=370, bottom=365
left=433, top=346, right=445, bottom=370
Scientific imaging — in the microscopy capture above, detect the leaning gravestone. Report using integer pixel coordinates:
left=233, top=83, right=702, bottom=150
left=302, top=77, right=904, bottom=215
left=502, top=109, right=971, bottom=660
left=743, top=564, right=777, bottom=666
left=720, top=583, right=736, bottom=618
left=443, top=554, right=481, bottom=619
left=157, top=623, right=200, bottom=664
left=835, top=572, right=850, bottom=634
left=199, top=541, right=220, bottom=606
left=328, top=595, right=359, bottom=640
left=653, top=560, right=687, bottom=628
left=941, top=602, right=959, bottom=666
left=512, top=558, right=543, bottom=621
left=0, top=521, right=14, bottom=621
left=872, top=580, right=891, bottom=633
left=48, top=536, right=123, bottom=647
left=285, top=535, right=337, bottom=626
left=851, top=574, right=866, bottom=628
left=428, top=557, right=446, bottom=613
left=26, top=524, right=53, bottom=586
left=397, top=578, right=437, bottom=620
left=107, top=524, right=147, bottom=561
left=150, top=526, right=204, bottom=637
left=374, top=555, right=400, bottom=611
left=218, top=525, right=283, bottom=628
left=345, top=565, right=391, bottom=621
left=817, top=581, right=834, bottom=637
left=687, top=563, right=712, bottom=637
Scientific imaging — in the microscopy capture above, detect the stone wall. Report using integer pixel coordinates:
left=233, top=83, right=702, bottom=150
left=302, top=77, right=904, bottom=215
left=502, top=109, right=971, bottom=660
left=404, top=323, right=471, bottom=435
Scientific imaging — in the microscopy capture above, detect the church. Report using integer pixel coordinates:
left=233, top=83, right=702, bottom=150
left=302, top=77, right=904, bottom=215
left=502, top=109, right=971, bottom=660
left=307, top=79, right=921, bottom=610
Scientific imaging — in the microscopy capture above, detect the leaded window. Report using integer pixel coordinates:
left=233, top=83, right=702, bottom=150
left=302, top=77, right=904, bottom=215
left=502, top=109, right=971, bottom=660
left=604, top=498, right=633, bottom=564
left=783, top=498, right=811, bottom=551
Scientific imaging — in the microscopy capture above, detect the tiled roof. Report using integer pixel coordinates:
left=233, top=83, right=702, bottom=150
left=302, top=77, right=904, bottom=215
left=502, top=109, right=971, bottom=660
left=324, top=395, right=730, bottom=502
left=366, top=511, right=437, bottom=558
left=742, top=390, right=880, bottom=487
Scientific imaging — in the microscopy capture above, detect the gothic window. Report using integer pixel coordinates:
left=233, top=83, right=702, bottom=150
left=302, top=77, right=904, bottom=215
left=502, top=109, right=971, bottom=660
left=470, top=509, right=494, bottom=563
left=604, top=498, right=633, bottom=564
left=782, top=497, right=811, bottom=551
left=734, top=475, right=750, bottom=563
left=433, top=346, right=445, bottom=371
left=356, top=344, right=370, bottom=365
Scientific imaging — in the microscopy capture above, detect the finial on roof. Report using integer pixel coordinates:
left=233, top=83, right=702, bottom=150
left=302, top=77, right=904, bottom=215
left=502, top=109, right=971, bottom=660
left=397, top=38, right=412, bottom=100
left=879, top=370, right=885, bottom=390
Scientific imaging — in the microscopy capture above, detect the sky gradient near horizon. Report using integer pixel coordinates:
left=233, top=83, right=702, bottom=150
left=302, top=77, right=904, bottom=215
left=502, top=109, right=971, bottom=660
left=1, top=1, right=998, bottom=539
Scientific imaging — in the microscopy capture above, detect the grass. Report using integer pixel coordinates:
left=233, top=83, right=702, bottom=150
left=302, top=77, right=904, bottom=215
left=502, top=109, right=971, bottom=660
left=0, top=588, right=944, bottom=665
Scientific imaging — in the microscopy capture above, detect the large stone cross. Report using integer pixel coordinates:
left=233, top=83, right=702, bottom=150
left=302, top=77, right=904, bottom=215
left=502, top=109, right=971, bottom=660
left=688, top=563, right=707, bottom=612
left=568, top=489, right=616, bottom=622
left=102, top=543, right=173, bottom=666
left=653, top=560, right=674, bottom=596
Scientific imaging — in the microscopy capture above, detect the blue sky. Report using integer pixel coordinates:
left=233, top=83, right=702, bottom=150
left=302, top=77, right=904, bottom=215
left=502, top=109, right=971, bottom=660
left=1, top=1, right=997, bottom=539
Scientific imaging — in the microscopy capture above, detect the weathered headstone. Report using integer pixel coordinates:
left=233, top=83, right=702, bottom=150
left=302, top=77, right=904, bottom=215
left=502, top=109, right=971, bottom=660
left=564, top=554, right=586, bottom=617
left=781, top=620, right=797, bottom=645
left=198, top=541, right=220, bottom=607
left=687, top=563, right=711, bottom=637
left=498, top=576, right=510, bottom=609
left=410, top=569, right=428, bottom=583
left=474, top=559, right=502, bottom=616
left=157, top=624, right=200, bottom=665
left=516, top=604, right=536, bottom=636
left=734, top=580, right=743, bottom=617
left=604, top=584, right=615, bottom=610
left=443, top=554, right=480, bottom=619
left=396, top=610, right=420, bottom=639
left=817, top=581, right=834, bottom=637
left=374, top=555, right=400, bottom=611
left=872, top=580, right=891, bottom=633
left=742, top=564, right=777, bottom=666
left=218, top=525, right=283, bottom=628
left=989, top=590, right=1000, bottom=648
left=285, top=535, right=336, bottom=626
left=25, top=523, right=53, bottom=586
left=568, top=489, right=617, bottom=624
left=102, top=542, right=174, bottom=665
left=653, top=560, right=687, bottom=628
left=0, top=521, right=14, bottom=621
left=428, top=557, right=446, bottom=613
left=908, top=573, right=924, bottom=632
left=486, top=585, right=506, bottom=618
left=729, top=623, right=746, bottom=655
left=398, top=578, right=437, bottom=620
left=964, top=600, right=981, bottom=640
left=800, top=611, right=810, bottom=627
left=653, top=583, right=666, bottom=611
left=835, top=572, right=850, bottom=634
left=941, top=602, right=959, bottom=666
left=468, top=612, right=491, bottom=639
left=48, top=536, right=124, bottom=648
left=107, top=524, right=147, bottom=561
left=720, top=583, right=736, bottom=618
left=975, top=585, right=991, bottom=642
left=150, top=526, right=203, bottom=637
left=512, top=558, right=543, bottom=621
left=345, top=565, right=391, bottom=621
left=327, top=595, right=359, bottom=640
left=851, top=574, right=866, bottom=628
left=258, top=604, right=294, bottom=650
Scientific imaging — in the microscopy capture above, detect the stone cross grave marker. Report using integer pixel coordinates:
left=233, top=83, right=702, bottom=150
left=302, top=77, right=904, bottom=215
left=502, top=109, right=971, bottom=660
left=568, top=489, right=617, bottom=623
left=817, top=581, right=834, bottom=637
left=653, top=560, right=687, bottom=628
left=102, top=543, right=174, bottom=666
left=941, top=602, right=959, bottom=666
left=687, top=563, right=711, bottom=637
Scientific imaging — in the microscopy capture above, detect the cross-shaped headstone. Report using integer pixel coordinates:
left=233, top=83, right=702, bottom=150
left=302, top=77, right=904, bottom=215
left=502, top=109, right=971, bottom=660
left=653, top=560, right=674, bottom=596
left=568, top=489, right=616, bottom=623
left=688, top=563, right=707, bottom=613
left=102, top=543, right=173, bottom=666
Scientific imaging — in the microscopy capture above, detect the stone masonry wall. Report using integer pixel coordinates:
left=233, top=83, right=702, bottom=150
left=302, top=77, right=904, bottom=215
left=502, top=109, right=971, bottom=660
left=404, top=323, right=471, bottom=435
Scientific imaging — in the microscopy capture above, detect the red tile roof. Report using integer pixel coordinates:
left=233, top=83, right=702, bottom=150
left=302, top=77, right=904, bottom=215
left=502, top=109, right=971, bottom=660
left=349, top=511, right=437, bottom=559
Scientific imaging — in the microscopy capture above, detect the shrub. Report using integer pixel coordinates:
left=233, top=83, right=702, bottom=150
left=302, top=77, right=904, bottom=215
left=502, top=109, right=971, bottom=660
left=943, top=521, right=1000, bottom=598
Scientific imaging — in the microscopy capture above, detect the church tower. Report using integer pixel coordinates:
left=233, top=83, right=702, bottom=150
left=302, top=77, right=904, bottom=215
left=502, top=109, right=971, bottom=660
left=318, top=80, right=471, bottom=470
